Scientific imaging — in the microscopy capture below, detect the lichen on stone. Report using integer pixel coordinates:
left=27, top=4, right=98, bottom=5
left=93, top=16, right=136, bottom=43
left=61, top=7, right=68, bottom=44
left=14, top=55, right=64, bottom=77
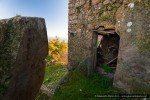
left=37, top=19, right=45, bottom=30
left=0, top=17, right=24, bottom=96
left=136, top=33, right=150, bottom=53
left=0, top=19, right=14, bottom=95
left=128, top=3, right=135, bottom=8
left=127, top=22, right=132, bottom=27
left=126, top=28, right=132, bottom=33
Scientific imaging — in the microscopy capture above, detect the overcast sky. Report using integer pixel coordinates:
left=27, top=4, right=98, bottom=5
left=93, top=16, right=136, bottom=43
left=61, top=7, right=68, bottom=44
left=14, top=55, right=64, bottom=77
left=0, top=0, right=68, bottom=39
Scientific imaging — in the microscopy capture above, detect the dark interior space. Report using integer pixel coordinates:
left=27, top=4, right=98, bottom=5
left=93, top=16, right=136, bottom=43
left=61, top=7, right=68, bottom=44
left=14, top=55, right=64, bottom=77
left=96, top=32, right=120, bottom=73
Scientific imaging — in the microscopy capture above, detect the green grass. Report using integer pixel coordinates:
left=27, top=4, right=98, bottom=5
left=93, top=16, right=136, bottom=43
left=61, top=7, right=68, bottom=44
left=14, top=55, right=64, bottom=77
left=101, top=64, right=113, bottom=73
left=35, top=64, right=67, bottom=100
left=43, top=64, right=67, bottom=86
left=53, top=70, right=122, bottom=100
left=36, top=64, right=123, bottom=100
left=35, top=91, right=50, bottom=100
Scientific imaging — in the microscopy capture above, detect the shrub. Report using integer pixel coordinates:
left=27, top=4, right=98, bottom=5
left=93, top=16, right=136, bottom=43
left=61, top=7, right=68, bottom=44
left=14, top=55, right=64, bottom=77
left=46, top=37, right=68, bottom=65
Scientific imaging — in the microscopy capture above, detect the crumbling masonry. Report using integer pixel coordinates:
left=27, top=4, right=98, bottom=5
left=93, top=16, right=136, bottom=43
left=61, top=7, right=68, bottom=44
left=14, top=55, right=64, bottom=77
left=68, top=0, right=150, bottom=93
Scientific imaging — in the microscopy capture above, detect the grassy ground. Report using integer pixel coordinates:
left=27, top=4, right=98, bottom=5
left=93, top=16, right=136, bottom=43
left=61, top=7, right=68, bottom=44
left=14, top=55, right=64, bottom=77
left=35, top=64, right=67, bottom=100
left=36, top=64, right=126, bottom=100
left=43, top=64, right=67, bottom=87
left=53, top=70, right=122, bottom=100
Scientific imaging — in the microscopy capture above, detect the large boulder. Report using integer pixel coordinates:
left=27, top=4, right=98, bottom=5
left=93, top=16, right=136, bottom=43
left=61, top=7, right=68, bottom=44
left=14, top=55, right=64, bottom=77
left=0, top=16, right=48, bottom=100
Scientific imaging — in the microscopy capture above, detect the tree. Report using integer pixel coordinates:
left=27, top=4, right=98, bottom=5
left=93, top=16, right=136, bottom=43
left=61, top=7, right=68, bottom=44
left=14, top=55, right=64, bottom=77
left=46, top=37, right=68, bottom=65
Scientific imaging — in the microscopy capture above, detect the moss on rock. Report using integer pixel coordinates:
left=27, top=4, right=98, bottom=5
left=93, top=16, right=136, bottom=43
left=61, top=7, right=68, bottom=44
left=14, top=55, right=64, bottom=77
left=136, top=33, right=150, bottom=53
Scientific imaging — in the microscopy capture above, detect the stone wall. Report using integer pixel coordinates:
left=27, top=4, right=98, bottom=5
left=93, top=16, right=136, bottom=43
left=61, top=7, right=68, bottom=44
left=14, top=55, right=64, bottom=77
left=114, top=1, right=150, bottom=93
left=68, top=0, right=123, bottom=70
left=0, top=16, right=48, bottom=100
left=68, top=0, right=150, bottom=93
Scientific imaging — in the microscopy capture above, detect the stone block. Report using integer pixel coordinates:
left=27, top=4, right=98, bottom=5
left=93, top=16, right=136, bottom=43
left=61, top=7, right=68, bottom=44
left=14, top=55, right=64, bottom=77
left=0, top=16, right=48, bottom=100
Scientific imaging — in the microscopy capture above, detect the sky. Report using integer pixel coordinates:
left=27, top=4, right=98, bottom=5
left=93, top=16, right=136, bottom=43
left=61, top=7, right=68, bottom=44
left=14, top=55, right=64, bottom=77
left=0, top=0, right=68, bottom=39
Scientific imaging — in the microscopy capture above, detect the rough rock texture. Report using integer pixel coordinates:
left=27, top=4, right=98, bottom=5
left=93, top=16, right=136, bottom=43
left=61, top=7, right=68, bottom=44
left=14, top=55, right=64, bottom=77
left=0, top=16, right=48, bottom=100
left=69, top=0, right=150, bottom=93
left=69, top=0, right=123, bottom=72
left=114, top=1, right=150, bottom=93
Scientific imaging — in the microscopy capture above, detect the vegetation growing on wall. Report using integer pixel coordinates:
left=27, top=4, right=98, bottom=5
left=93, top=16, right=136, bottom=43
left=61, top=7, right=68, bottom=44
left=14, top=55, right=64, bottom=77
left=76, top=6, right=82, bottom=14
left=0, top=20, right=14, bottom=96
left=0, top=85, right=7, bottom=96
left=136, top=33, right=150, bottom=53
left=101, top=64, right=113, bottom=73
left=101, top=15, right=111, bottom=21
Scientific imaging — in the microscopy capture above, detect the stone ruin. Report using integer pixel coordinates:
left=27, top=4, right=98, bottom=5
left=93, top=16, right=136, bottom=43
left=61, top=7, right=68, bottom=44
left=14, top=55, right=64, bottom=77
left=68, top=0, right=150, bottom=93
left=0, top=16, right=48, bottom=100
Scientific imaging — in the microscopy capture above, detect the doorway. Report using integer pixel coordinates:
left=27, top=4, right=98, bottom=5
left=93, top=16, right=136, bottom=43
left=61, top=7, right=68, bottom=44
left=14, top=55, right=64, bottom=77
left=93, top=29, right=120, bottom=77
left=96, top=31, right=120, bottom=73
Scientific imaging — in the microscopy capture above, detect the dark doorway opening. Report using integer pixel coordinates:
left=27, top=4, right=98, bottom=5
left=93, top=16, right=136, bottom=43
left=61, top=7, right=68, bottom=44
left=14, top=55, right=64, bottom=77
left=96, top=32, right=120, bottom=73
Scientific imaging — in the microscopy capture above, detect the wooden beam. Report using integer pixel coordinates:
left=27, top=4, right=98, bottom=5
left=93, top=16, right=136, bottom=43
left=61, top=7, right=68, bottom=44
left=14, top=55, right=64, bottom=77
left=106, top=57, right=118, bottom=65
left=92, top=30, right=116, bottom=35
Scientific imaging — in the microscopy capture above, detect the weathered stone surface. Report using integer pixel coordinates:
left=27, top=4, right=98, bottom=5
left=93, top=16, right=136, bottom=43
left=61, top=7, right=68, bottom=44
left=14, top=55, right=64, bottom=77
left=92, top=0, right=99, bottom=5
left=69, top=0, right=150, bottom=93
left=103, top=0, right=110, bottom=5
left=0, top=16, right=48, bottom=100
left=114, top=1, right=150, bottom=93
left=68, top=0, right=123, bottom=71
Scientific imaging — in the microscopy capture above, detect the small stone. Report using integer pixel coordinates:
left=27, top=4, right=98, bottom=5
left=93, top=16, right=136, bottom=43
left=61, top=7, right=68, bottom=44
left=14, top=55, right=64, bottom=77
left=103, top=0, right=110, bottom=5
left=92, top=0, right=99, bottom=5
left=107, top=6, right=112, bottom=11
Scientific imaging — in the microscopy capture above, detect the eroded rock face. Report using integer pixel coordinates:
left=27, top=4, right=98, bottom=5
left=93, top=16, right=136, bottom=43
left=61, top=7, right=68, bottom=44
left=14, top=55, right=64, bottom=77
left=0, top=16, right=48, bottom=100
left=114, top=1, right=150, bottom=93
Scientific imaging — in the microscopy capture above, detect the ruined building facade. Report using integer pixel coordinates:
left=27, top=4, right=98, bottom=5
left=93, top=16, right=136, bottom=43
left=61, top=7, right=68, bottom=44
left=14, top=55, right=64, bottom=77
left=68, top=0, right=150, bottom=93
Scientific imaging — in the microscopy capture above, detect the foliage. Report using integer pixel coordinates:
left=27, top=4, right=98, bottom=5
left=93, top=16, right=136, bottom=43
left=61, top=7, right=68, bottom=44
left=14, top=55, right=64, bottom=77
left=53, top=70, right=122, bottom=100
left=36, top=37, right=68, bottom=100
left=136, top=33, right=150, bottom=53
left=47, top=37, right=68, bottom=65
left=0, top=84, right=7, bottom=96
left=101, top=64, right=113, bottom=73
